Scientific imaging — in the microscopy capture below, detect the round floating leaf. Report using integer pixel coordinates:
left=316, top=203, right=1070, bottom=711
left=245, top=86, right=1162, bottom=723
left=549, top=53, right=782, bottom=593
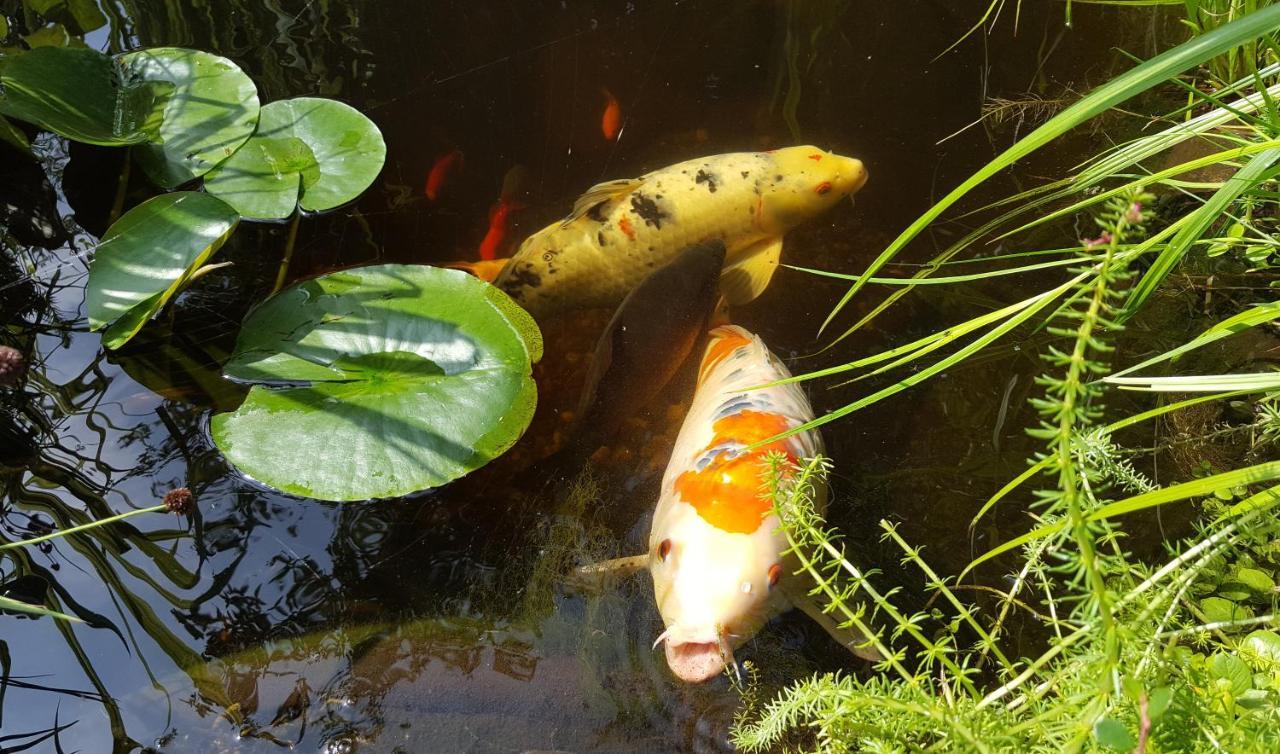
left=211, top=264, right=541, bottom=501
left=86, top=192, right=239, bottom=349
left=0, top=46, right=167, bottom=145
left=117, top=47, right=259, bottom=188
left=204, top=97, right=385, bottom=220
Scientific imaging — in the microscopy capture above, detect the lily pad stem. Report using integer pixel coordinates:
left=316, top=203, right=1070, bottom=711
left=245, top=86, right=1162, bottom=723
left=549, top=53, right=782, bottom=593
left=108, top=149, right=132, bottom=226
left=272, top=209, right=302, bottom=294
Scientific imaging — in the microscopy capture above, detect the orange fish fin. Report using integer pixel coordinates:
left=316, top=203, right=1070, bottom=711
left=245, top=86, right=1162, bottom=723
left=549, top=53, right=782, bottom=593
left=564, top=178, right=642, bottom=226
left=443, top=258, right=509, bottom=283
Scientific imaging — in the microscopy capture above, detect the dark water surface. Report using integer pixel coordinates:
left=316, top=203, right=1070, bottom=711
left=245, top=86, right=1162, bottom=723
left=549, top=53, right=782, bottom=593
left=1, top=2, right=1170, bottom=752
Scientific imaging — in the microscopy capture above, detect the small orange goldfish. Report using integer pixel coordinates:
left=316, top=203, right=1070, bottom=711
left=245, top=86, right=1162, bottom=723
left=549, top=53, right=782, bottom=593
left=601, top=88, right=621, bottom=141
left=479, top=199, right=525, bottom=261
left=425, top=149, right=464, bottom=201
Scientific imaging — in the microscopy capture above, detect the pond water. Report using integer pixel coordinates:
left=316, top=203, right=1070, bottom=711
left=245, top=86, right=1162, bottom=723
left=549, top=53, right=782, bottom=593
left=1, top=2, right=1175, bottom=752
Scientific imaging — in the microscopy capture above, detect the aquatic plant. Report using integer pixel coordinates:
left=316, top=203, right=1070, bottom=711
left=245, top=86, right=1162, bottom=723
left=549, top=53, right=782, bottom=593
left=734, top=4, right=1280, bottom=751
left=0, top=43, right=386, bottom=347
left=211, top=265, right=542, bottom=501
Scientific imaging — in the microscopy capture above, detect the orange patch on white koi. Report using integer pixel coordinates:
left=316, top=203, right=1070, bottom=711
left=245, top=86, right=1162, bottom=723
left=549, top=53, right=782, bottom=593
left=697, top=328, right=751, bottom=384
left=674, top=410, right=795, bottom=533
left=618, top=215, right=637, bottom=240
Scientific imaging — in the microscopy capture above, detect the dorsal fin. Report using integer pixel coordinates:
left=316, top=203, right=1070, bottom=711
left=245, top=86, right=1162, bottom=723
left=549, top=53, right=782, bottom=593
left=563, top=177, right=643, bottom=226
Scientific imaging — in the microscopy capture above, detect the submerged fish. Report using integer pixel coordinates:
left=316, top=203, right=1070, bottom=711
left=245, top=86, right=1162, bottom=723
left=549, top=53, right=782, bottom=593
left=493, top=146, right=867, bottom=321
left=425, top=149, right=464, bottom=201
left=565, top=240, right=726, bottom=457
left=601, top=87, right=622, bottom=141
left=578, top=325, right=878, bottom=682
left=479, top=198, right=525, bottom=260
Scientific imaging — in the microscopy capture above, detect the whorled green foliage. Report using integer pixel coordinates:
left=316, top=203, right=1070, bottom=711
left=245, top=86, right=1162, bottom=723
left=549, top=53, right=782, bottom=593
left=211, top=264, right=541, bottom=502
left=204, top=97, right=386, bottom=220
left=85, top=192, right=239, bottom=349
left=732, top=457, right=1280, bottom=754
left=117, top=47, right=260, bottom=188
left=0, top=45, right=169, bottom=145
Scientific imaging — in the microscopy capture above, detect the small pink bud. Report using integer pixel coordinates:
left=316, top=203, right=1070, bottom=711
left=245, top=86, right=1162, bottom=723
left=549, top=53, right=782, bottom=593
left=1083, top=232, right=1113, bottom=250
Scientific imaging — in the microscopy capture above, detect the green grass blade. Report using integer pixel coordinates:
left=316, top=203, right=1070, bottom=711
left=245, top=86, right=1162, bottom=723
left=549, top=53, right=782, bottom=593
left=0, top=595, right=84, bottom=623
left=969, top=389, right=1257, bottom=528
left=821, top=4, right=1280, bottom=336
left=1122, top=148, right=1280, bottom=319
left=1111, top=301, right=1280, bottom=378
left=966, top=460, right=1280, bottom=576
left=1106, top=372, right=1280, bottom=391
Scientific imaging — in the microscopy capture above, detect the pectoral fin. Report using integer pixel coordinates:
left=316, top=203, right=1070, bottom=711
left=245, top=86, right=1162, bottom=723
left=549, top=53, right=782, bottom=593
left=565, top=178, right=643, bottom=225
left=719, top=236, right=783, bottom=305
left=779, top=577, right=882, bottom=662
left=565, top=554, right=648, bottom=594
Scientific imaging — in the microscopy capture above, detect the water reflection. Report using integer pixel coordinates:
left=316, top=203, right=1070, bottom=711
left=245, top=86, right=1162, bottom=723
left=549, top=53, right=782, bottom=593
left=0, top=0, right=1159, bottom=751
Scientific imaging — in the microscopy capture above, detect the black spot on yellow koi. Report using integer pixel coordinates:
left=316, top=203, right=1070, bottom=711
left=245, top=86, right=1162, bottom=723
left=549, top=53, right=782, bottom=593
left=501, top=263, right=542, bottom=294
left=597, top=230, right=607, bottom=245
left=587, top=202, right=609, bottom=223
left=741, top=171, right=750, bottom=178
left=630, top=193, right=668, bottom=228
left=695, top=169, right=718, bottom=193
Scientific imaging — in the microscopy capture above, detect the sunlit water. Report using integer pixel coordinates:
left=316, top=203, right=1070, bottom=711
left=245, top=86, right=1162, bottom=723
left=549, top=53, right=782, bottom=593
left=1, top=2, right=1173, bottom=752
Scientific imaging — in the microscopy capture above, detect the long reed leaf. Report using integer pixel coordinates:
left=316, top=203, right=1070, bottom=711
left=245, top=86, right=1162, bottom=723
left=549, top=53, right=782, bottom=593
left=821, top=5, right=1280, bottom=336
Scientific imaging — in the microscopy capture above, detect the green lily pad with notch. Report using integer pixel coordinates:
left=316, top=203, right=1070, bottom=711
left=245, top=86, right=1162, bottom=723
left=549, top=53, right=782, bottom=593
left=204, top=97, right=385, bottom=220
left=211, top=264, right=542, bottom=502
left=86, top=191, right=240, bottom=349
left=117, top=47, right=260, bottom=188
left=0, top=46, right=168, bottom=145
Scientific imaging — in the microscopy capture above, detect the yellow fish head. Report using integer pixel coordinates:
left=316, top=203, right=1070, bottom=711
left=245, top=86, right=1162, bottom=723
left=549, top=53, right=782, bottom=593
left=760, top=145, right=868, bottom=232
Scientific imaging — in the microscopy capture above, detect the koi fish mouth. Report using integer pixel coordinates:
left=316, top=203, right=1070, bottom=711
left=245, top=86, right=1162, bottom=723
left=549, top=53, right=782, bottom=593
left=664, top=640, right=727, bottom=683
left=654, top=627, right=736, bottom=683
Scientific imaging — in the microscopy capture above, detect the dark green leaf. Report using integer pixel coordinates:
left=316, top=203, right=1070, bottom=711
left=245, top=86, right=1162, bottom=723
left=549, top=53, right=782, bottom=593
left=212, top=264, right=541, bottom=501
left=0, top=46, right=165, bottom=145
left=0, top=115, right=27, bottom=150
left=117, top=47, right=260, bottom=188
left=1210, top=652, right=1253, bottom=695
left=1147, top=686, right=1173, bottom=721
left=204, top=97, right=385, bottom=219
left=1092, top=718, right=1135, bottom=751
left=86, top=192, right=239, bottom=349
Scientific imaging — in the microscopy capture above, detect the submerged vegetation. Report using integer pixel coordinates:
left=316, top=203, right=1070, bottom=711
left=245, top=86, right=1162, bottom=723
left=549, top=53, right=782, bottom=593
left=730, top=3, right=1280, bottom=752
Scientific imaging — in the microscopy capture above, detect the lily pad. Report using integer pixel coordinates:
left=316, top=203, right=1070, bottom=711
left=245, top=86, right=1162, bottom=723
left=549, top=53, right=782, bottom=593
left=0, top=46, right=167, bottom=145
left=86, top=192, right=239, bottom=349
left=204, top=97, right=385, bottom=220
left=118, top=47, right=260, bottom=188
left=211, top=264, right=541, bottom=501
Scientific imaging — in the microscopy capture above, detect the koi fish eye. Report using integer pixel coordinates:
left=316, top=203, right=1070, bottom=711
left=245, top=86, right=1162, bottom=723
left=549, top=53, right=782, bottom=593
left=767, top=563, right=782, bottom=588
left=658, top=538, right=673, bottom=561
left=815, top=181, right=832, bottom=195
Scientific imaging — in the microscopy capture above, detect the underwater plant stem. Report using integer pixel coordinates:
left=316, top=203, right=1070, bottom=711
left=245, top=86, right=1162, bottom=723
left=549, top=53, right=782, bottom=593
left=0, top=505, right=163, bottom=551
left=108, top=149, right=132, bottom=226
left=272, top=210, right=302, bottom=294
left=1053, top=230, right=1120, bottom=691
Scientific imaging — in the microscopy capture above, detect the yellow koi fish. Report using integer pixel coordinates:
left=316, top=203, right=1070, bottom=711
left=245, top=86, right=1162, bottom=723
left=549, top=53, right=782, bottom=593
left=493, top=146, right=867, bottom=320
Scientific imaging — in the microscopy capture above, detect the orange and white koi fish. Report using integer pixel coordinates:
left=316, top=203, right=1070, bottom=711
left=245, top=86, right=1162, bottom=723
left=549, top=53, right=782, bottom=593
left=577, top=325, right=878, bottom=682
left=601, top=87, right=621, bottom=141
left=425, top=149, right=464, bottom=202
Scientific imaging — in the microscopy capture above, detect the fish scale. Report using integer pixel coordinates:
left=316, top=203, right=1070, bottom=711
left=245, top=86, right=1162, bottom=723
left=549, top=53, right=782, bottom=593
left=494, top=146, right=867, bottom=320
